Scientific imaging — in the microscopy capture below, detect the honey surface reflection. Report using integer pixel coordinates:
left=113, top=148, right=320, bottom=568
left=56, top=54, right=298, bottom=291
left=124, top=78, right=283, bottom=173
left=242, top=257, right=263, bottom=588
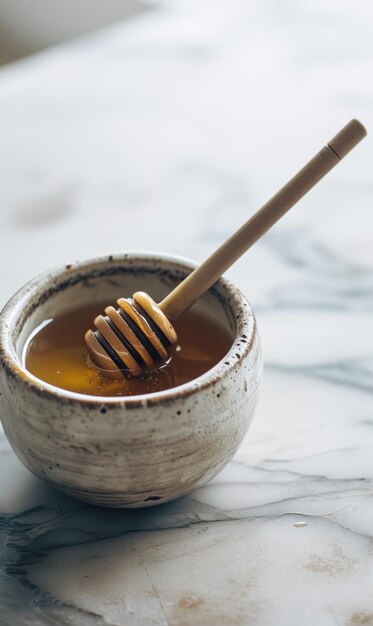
left=25, top=301, right=233, bottom=397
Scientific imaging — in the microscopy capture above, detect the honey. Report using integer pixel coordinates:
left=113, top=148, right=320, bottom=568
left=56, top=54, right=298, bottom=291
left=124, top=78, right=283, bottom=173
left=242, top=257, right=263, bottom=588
left=24, top=301, right=233, bottom=397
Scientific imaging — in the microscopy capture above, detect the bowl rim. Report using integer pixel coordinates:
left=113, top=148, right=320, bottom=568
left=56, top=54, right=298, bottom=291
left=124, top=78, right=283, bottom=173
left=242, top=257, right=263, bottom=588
left=0, top=252, right=257, bottom=407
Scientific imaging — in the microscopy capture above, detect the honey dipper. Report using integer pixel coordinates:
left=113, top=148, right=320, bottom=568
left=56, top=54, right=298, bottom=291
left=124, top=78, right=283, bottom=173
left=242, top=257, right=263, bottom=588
left=86, top=119, right=367, bottom=377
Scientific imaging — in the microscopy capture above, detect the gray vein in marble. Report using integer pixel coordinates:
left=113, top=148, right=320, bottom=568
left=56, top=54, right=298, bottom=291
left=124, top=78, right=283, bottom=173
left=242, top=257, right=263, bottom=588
left=267, top=359, right=373, bottom=394
left=258, top=228, right=373, bottom=312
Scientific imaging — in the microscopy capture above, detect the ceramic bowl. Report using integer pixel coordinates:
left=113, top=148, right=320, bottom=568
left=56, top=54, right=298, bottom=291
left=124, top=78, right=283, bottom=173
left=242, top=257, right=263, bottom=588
left=0, top=253, right=261, bottom=508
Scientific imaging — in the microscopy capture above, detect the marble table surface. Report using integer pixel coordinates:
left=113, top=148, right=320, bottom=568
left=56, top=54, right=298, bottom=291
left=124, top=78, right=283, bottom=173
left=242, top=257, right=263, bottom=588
left=0, top=1, right=373, bottom=624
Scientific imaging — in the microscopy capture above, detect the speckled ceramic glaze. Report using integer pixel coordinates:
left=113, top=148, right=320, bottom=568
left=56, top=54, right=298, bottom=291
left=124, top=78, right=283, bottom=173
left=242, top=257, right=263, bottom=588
left=0, top=253, right=261, bottom=508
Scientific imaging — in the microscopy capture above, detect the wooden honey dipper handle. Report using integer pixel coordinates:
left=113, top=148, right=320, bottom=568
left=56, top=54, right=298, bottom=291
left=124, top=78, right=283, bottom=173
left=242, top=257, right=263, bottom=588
left=159, top=119, right=367, bottom=321
left=86, top=119, right=367, bottom=377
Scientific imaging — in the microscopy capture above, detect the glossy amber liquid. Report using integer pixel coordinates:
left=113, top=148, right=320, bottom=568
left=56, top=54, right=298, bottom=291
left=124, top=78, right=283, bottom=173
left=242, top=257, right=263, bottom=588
left=25, top=301, right=232, bottom=397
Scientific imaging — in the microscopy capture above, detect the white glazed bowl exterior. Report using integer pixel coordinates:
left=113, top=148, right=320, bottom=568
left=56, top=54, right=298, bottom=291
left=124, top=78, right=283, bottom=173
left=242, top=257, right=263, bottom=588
left=0, top=253, right=261, bottom=508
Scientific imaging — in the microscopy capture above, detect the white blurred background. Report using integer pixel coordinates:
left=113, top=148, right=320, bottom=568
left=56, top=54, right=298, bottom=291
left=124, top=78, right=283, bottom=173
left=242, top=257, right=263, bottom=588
left=0, top=0, right=144, bottom=63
